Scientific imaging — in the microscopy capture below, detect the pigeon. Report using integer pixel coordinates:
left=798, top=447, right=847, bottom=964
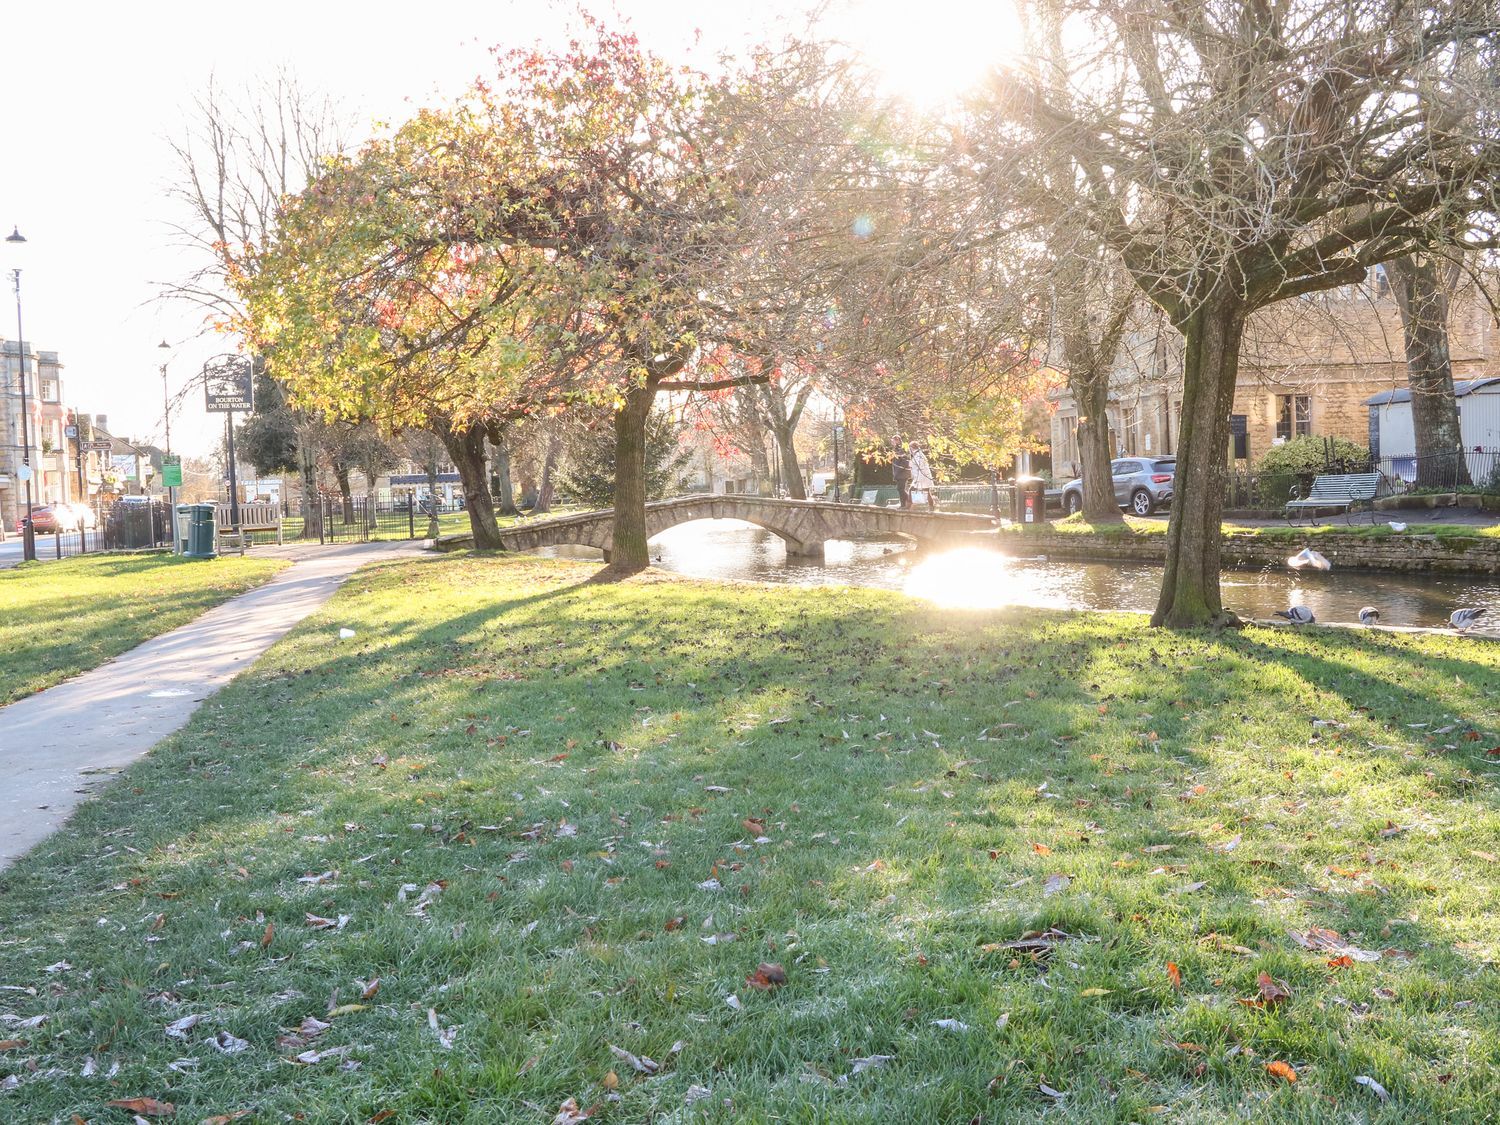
left=1274, top=606, right=1316, bottom=625
left=1287, top=547, right=1332, bottom=571
left=1359, top=606, right=1380, bottom=626
left=1450, top=608, right=1485, bottom=633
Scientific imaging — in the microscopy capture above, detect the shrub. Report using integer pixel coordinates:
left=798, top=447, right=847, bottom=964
left=1253, top=435, right=1371, bottom=504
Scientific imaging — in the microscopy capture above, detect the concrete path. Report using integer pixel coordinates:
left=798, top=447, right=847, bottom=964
left=0, top=540, right=428, bottom=869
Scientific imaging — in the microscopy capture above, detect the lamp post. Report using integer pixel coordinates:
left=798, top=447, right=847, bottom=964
left=158, top=340, right=175, bottom=545
left=6, top=226, right=35, bottom=562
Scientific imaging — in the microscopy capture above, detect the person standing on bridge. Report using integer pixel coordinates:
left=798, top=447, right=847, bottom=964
left=908, top=442, right=937, bottom=511
left=892, top=444, right=912, bottom=509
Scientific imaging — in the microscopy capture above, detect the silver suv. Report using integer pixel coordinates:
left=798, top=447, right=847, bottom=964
left=1061, top=457, right=1176, bottom=517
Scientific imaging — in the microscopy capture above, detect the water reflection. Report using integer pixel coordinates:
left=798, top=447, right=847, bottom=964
left=536, top=519, right=1499, bottom=630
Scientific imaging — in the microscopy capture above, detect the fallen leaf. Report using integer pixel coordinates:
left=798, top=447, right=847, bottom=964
left=1240, top=972, right=1292, bottom=1010
left=848, top=1054, right=895, bottom=1076
left=260, top=922, right=274, bottom=949
left=1327, top=955, right=1355, bottom=970
left=201, top=1113, right=252, bottom=1124
left=1030, top=842, right=1052, bottom=856
left=601, top=1070, right=619, bottom=1091
left=1042, top=873, right=1071, bottom=896
left=745, top=962, right=787, bottom=991
left=1265, top=1061, right=1297, bottom=1084
left=207, top=1030, right=249, bottom=1055
left=0, top=1040, right=25, bottom=1051
left=359, top=978, right=380, bottom=1000
left=551, top=1098, right=592, bottom=1125
left=164, top=1014, right=202, bottom=1040
left=1354, top=1074, right=1390, bottom=1102
left=930, top=1018, right=970, bottom=1031
left=105, top=1098, right=175, bottom=1117
left=608, top=1044, right=659, bottom=1074
left=1079, top=987, right=1112, bottom=997
left=1166, top=962, right=1182, bottom=990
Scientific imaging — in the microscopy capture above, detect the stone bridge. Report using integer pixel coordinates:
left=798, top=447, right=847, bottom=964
left=460, top=495, right=998, bottom=560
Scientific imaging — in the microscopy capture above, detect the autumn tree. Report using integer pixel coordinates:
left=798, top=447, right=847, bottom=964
left=976, top=0, right=1500, bottom=626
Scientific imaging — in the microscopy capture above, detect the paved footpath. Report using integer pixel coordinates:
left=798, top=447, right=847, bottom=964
left=0, top=541, right=428, bottom=869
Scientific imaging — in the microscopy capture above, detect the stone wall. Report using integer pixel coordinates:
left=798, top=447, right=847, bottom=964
left=988, top=529, right=1500, bottom=574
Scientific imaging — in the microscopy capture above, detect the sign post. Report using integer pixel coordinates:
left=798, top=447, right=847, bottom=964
left=203, top=356, right=255, bottom=533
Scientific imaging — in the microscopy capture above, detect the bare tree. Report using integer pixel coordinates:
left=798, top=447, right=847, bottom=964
left=976, top=1, right=1500, bottom=626
left=162, top=71, right=351, bottom=537
left=1388, top=253, right=1471, bottom=486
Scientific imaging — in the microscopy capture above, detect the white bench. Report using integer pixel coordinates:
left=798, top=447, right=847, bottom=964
left=215, top=502, right=284, bottom=552
left=1284, top=473, right=1383, bottom=525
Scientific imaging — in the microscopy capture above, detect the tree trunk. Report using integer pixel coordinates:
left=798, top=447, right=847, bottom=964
left=607, top=381, right=655, bottom=574
left=535, top=431, right=561, bottom=513
left=491, top=434, right=519, bottom=516
left=1152, top=295, right=1246, bottom=629
left=1074, top=371, right=1120, bottom=521
left=332, top=462, right=354, bottom=524
left=773, top=420, right=806, bottom=499
left=1389, top=256, right=1469, bottom=488
left=439, top=422, right=502, bottom=549
left=423, top=457, right=442, bottom=539
left=298, top=443, right=320, bottom=540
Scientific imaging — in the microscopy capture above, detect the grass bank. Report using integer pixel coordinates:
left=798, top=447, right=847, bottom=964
left=0, top=553, right=288, bottom=706
left=2, top=554, right=1498, bottom=1121
left=1041, top=513, right=1500, bottom=541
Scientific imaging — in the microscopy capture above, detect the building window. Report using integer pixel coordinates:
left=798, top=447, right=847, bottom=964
left=40, top=379, right=59, bottom=402
left=1123, top=408, right=1139, bottom=455
left=1276, top=395, right=1311, bottom=440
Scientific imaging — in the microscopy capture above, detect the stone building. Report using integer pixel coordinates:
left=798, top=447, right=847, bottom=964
left=1047, top=269, right=1500, bottom=474
left=1, top=340, right=74, bottom=530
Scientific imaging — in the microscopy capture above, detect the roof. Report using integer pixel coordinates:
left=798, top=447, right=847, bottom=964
left=1364, top=376, right=1500, bottom=406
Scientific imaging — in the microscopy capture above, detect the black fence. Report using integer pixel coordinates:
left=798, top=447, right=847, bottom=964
left=276, top=493, right=468, bottom=543
left=1227, top=449, right=1500, bottom=511
left=23, top=500, right=173, bottom=560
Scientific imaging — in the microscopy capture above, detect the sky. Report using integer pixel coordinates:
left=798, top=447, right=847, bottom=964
left=2, top=0, right=1020, bottom=456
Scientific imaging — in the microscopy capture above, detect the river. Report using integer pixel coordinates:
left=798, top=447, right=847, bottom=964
left=536, top=518, right=1498, bottom=630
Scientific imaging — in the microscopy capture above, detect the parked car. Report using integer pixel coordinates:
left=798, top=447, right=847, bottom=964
left=14, top=503, right=97, bottom=534
left=1060, top=457, right=1176, bottom=517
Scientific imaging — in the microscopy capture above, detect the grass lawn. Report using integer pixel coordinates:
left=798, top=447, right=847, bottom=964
left=0, top=553, right=288, bottom=706
left=2, top=555, right=1499, bottom=1121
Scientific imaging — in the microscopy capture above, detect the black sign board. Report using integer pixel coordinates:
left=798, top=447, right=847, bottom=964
left=1229, top=413, right=1249, bottom=460
left=204, top=356, right=255, bottom=413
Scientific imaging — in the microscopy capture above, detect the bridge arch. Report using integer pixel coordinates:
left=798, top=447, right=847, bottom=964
left=484, top=495, right=995, bottom=560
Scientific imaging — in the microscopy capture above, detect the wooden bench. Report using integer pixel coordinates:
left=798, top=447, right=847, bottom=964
left=214, top=502, right=284, bottom=553
left=1284, top=472, right=1383, bottom=525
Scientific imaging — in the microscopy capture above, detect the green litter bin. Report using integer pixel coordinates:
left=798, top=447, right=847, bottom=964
left=175, top=504, right=192, bottom=555
left=182, top=503, right=218, bottom=559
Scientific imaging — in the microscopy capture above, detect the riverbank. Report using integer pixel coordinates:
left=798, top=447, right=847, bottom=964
left=992, top=516, right=1500, bottom=574
left=3, top=554, right=1498, bottom=1121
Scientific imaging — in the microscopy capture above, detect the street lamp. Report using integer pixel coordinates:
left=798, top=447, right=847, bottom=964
left=6, top=226, right=36, bottom=562
left=158, top=340, right=176, bottom=537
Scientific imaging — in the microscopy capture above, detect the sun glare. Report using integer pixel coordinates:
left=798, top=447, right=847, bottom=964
left=844, top=0, right=1024, bottom=106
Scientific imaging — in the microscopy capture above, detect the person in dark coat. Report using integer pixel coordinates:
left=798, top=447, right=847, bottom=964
left=892, top=444, right=912, bottom=508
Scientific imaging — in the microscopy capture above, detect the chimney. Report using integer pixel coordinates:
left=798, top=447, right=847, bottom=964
left=94, top=414, right=108, bottom=429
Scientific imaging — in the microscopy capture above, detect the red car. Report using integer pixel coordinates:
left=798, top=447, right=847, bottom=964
left=14, top=503, right=96, bottom=534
